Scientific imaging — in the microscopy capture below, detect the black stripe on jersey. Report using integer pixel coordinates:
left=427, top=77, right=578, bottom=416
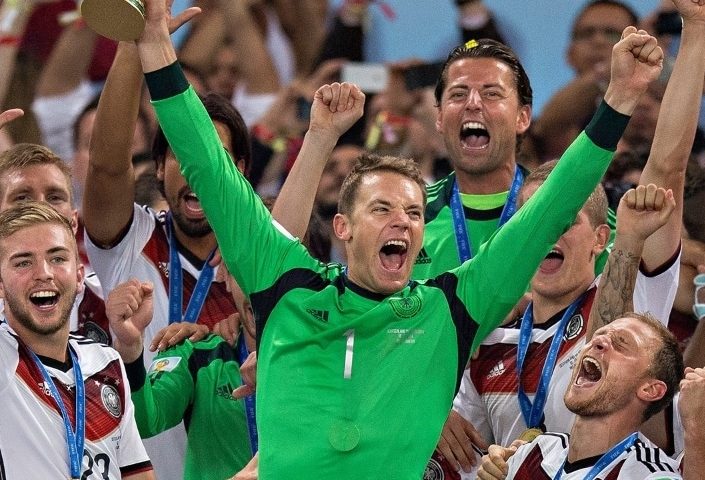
left=0, top=447, right=5, bottom=480
left=633, top=440, right=676, bottom=473
left=424, top=272, right=478, bottom=392
left=250, top=267, right=332, bottom=351
left=543, top=432, right=569, bottom=449
left=424, top=175, right=454, bottom=223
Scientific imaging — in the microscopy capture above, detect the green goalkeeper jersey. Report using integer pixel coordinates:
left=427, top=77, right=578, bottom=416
left=145, top=62, right=627, bottom=480
left=125, top=335, right=252, bottom=480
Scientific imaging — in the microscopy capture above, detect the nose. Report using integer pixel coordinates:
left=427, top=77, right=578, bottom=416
left=590, top=333, right=610, bottom=351
left=34, top=259, right=55, bottom=281
left=390, top=209, right=411, bottom=228
left=466, top=89, right=482, bottom=109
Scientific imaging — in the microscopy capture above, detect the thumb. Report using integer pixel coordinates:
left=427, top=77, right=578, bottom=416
left=141, top=281, right=154, bottom=296
left=168, top=7, right=201, bottom=34
left=232, top=384, right=255, bottom=399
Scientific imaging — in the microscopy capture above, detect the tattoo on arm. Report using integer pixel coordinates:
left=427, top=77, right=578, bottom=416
left=590, top=248, right=640, bottom=336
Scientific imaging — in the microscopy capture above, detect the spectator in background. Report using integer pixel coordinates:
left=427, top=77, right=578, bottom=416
left=533, top=0, right=638, bottom=162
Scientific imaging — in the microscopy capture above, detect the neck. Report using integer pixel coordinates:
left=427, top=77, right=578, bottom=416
left=531, top=288, right=588, bottom=325
left=454, top=161, right=516, bottom=195
left=12, top=323, right=69, bottom=362
left=567, top=415, right=639, bottom=463
left=171, top=223, right=217, bottom=262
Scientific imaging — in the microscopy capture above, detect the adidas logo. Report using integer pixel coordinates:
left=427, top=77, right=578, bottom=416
left=216, top=383, right=236, bottom=400
left=415, top=248, right=432, bottom=265
left=487, top=360, right=505, bottom=379
left=306, top=308, right=329, bottom=323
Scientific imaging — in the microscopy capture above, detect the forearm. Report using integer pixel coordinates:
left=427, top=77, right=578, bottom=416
left=125, top=353, right=188, bottom=438
left=272, top=129, right=337, bottom=238
left=588, top=233, right=643, bottom=338
left=681, top=429, right=705, bottom=480
left=178, top=10, right=227, bottom=75
left=146, top=64, right=306, bottom=295
left=84, top=42, right=143, bottom=246
left=222, top=2, right=279, bottom=94
left=35, top=22, right=98, bottom=97
left=0, top=1, right=31, bottom=106
left=640, top=22, right=705, bottom=270
left=684, top=319, right=705, bottom=369
left=466, top=102, right=628, bottom=344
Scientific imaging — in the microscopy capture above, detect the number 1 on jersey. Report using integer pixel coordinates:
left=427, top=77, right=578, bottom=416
left=343, top=329, right=355, bottom=379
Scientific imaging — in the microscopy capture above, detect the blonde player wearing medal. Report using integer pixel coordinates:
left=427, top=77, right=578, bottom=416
left=0, top=202, right=154, bottom=479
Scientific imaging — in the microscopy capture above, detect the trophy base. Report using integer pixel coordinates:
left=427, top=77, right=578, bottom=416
left=81, top=0, right=145, bottom=41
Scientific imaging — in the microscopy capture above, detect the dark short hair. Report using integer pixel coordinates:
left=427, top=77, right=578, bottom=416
left=434, top=38, right=533, bottom=108
left=338, top=153, right=427, bottom=216
left=622, top=312, right=684, bottom=421
left=152, top=92, right=252, bottom=176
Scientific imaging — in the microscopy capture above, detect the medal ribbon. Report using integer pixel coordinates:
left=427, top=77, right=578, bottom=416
left=450, top=166, right=524, bottom=262
left=237, top=338, right=258, bottom=454
left=516, top=294, right=586, bottom=429
left=166, top=214, right=216, bottom=324
left=27, top=344, right=85, bottom=479
left=553, top=432, right=638, bottom=480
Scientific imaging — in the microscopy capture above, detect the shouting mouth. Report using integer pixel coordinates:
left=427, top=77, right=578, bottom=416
left=29, top=290, right=60, bottom=310
left=379, top=239, right=409, bottom=272
left=575, top=356, right=603, bottom=388
left=460, top=121, right=490, bottom=150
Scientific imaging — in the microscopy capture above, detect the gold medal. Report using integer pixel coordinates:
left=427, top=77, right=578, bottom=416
left=518, top=427, right=543, bottom=443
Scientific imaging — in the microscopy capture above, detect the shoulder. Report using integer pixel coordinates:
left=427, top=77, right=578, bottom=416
left=621, top=442, right=681, bottom=479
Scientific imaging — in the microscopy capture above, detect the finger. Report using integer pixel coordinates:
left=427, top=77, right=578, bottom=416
left=208, top=248, right=222, bottom=268
left=622, top=188, right=636, bottom=209
left=168, top=6, right=201, bottom=34
left=444, top=431, right=475, bottom=469
left=0, top=108, right=24, bottom=129
left=636, top=36, right=659, bottom=64
left=337, top=82, right=352, bottom=112
left=645, top=44, right=664, bottom=67
left=634, top=184, right=647, bottom=210
left=652, top=186, right=666, bottom=211
left=150, top=329, right=167, bottom=351
left=232, top=384, right=255, bottom=399
left=316, top=84, right=333, bottom=106
left=436, top=437, right=459, bottom=471
left=643, top=183, right=658, bottom=210
left=621, top=25, right=638, bottom=39
left=329, top=82, right=342, bottom=112
left=466, top=424, right=490, bottom=451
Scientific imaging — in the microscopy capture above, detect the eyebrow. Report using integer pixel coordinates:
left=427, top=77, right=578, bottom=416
left=9, top=246, right=70, bottom=262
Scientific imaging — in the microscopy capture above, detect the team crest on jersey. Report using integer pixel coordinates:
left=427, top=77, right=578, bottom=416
left=82, top=321, right=110, bottom=344
left=148, top=357, right=182, bottom=374
left=423, top=458, right=444, bottom=480
left=564, top=314, right=584, bottom=341
left=101, top=384, right=122, bottom=418
left=389, top=296, right=422, bottom=318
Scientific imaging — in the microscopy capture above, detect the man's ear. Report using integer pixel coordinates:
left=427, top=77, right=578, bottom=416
left=156, top=160, right=165, bottom=181
left=516, top=104, right=532, bottom=135
left=636, top=378, right=667, bottom=404
left=333, top=213, right=352, bottom=241
left=593, top=224, right=611, bottom=256
left=76, top=262, right=85, bottom=296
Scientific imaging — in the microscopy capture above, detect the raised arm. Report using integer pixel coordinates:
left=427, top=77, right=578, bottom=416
left=587, top=184, right=676, bottom=338
left=271, top=82, right=364, bottom=237
left=639, top=0, right=705, bottom=271
left=462, top=28, right=664, bottom=346
left=136, top=0, right=317, bottom=298
left=85, top=5, right=200, bottom=246
left=83, top=42, right=143, bottom=246
left=0, top=1, right=32, bottom=108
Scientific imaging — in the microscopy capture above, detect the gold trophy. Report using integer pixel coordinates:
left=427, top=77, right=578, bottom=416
left=80, top=0, right=145, bottom=41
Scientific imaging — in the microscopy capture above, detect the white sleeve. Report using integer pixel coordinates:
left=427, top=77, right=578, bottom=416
left=454, top=369, right=492, bottom=480
left=84, top=204, right=157, bottom=294
left=31, top=80, right=96, bottom=161
left=633, top=248, right=681, bottom=326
